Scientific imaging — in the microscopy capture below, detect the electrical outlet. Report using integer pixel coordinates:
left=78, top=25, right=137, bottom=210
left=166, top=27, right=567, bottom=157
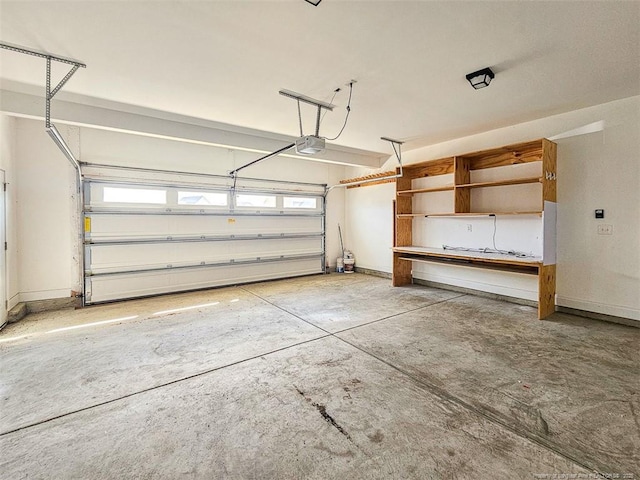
left=597, top=224, right=613, bottom=235
left=467, top=224, right=472, bottom=232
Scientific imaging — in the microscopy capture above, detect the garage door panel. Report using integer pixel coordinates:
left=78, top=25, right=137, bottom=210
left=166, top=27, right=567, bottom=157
left=83, top=175, right=325, bottom=304
left=86, top=258, right=321, bottom=304
left=88, top=238, right=322, bottom=274
left=87, top=215, right=322, bottom=240
left=217, top=216, right=322, bottom=235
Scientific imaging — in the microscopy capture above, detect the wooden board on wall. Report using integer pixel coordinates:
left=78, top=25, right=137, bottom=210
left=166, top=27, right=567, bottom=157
left=392, top=252, right=412, bottom=286
left=395, top=176, right=413, bottom=247
left=404, top=158, right=454, bottom=179
left=542, top=139, right=557, bottom=203
left=454, top=157, right=471, bottom=213
left=340, top=171, right=397, bottom=189
left=538, top=264, right=556, bottom=319
left=463, top=140, right=544, bottom=170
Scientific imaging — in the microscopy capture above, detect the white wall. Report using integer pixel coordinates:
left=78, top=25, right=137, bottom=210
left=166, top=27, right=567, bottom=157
left=8, top=115, right=347, bottom=305
left=14, top=119, right=78, bottom=302
left=0, top=114, right=19, bottom=310
left=346, top=96, right=640, bottom=321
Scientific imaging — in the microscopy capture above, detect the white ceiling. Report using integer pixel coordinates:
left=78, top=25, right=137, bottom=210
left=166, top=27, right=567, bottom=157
left=1, top=0, right=639, bottom=154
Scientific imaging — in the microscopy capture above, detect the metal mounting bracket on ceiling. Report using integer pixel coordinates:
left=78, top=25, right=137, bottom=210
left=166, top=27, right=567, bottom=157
left=279, top=89, right=335, bottom=137
left=227, top=89, right=336, bottom=184
left=326, top=137, right=404, bottom=193
left=0, top=42, right=86, bottom=168
left=381, top=136, right=404, bottom=171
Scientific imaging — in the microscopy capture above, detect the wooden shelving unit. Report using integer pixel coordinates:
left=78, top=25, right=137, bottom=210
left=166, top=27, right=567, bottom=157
left=392, top=139, right=557, bottom=319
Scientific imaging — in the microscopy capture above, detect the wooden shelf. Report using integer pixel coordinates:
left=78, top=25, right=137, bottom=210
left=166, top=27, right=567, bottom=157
left=393, top=246, right=542, bottom=267
left=403, top=158, right=454, bottom=178
left=455, top=176, right=542, bottom=189
left=396, top=213, right=448, bottom=218
left=397, top=185, right=454, bottom=196
left=428, top=211, right=543, bottom=217
left=397, top=211, right=542, bottom=218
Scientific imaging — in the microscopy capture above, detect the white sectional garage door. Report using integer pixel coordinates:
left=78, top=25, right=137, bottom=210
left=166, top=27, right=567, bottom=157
left=82, top=166, right=325, bottom=304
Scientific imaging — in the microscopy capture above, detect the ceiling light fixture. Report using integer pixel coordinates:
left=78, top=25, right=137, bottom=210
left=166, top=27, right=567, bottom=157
left=304, top=0, right=322, bottom=5
left=466, top=67, right=495, bottom=90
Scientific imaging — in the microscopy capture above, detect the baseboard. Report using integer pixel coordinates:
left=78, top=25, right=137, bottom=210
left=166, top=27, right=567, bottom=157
left=6, top=297, right=81, bottom=325
left=25, top=297, right=80, bottom=314
left=412, top=278, right=538, bottom=308
left=556, top=296, right=639, bottom=322
left=7, top=293, right=20, bottom=311
left=18, top=289, right=75, bottom=303
left=556, top=306, right=639, bottom=328
left=7, top=303, right=27, bottom=324
left=354, top=266, right=391, bottom=279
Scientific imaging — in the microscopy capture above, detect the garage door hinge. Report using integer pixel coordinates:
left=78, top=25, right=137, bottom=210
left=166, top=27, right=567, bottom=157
left=3, top=183, right=6, bottom=192
left=3, top=242, right=6, bottom=251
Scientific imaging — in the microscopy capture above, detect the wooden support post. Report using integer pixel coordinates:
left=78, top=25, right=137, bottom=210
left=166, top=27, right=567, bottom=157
left=538, top=264, right=556, bottom=319
left=542, top=139, right=557, bottom=203
left=454, top=156, right=471, bottom=213
left=392, top=252, right=412, bottom=286
left=395, top=175, right=413, bottom=247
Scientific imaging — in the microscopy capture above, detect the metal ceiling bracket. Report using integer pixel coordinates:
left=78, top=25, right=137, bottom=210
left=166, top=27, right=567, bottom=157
left=381, top=136, right=404, bottom=167
left=315, top=105, right=322, bottom=136
left=50, top=63, right=81, bottom=101
left=326, top=136, right=405, bottom=193
left=1, top=42, right=85, bottom=142
left=228, top=88, right=337, bottom=180
left=278, top=89, right=335, bottom=111
left=2, top=43, right=88, bottom=305
left=0, top=42, right=86, bottom=66
left=279, top=89, right=335, bottom=139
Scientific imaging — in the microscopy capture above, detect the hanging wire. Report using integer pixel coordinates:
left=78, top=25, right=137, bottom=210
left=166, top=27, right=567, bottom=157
left=324, top=82, right=353, bottom=141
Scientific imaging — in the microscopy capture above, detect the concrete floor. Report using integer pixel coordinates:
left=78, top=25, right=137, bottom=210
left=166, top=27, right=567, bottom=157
left=0, top=273, right=638, bottom=479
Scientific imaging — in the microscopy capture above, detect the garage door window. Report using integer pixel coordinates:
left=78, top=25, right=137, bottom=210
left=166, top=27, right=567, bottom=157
left=235, top=194, right=276, bottom=208
left=178, top=191, right=227, bottom=206
left=103, top=187, right=166, bottom=204
left=283, top=197, right=317, bottom=209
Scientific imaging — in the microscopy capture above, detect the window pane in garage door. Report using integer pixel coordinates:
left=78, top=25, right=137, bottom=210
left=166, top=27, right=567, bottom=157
left=235, top=194, right=276, bottom=208
left=283, top=197, right=317, bottom=209
left=178, top=191, right=227, bottom=206
left=103, top=187, right=166, bottom=204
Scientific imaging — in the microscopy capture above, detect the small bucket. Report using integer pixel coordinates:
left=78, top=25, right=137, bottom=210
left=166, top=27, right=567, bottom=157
left=336, top=257, right=344, bottom=273
left=343, top=258, right=355, bottom=273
